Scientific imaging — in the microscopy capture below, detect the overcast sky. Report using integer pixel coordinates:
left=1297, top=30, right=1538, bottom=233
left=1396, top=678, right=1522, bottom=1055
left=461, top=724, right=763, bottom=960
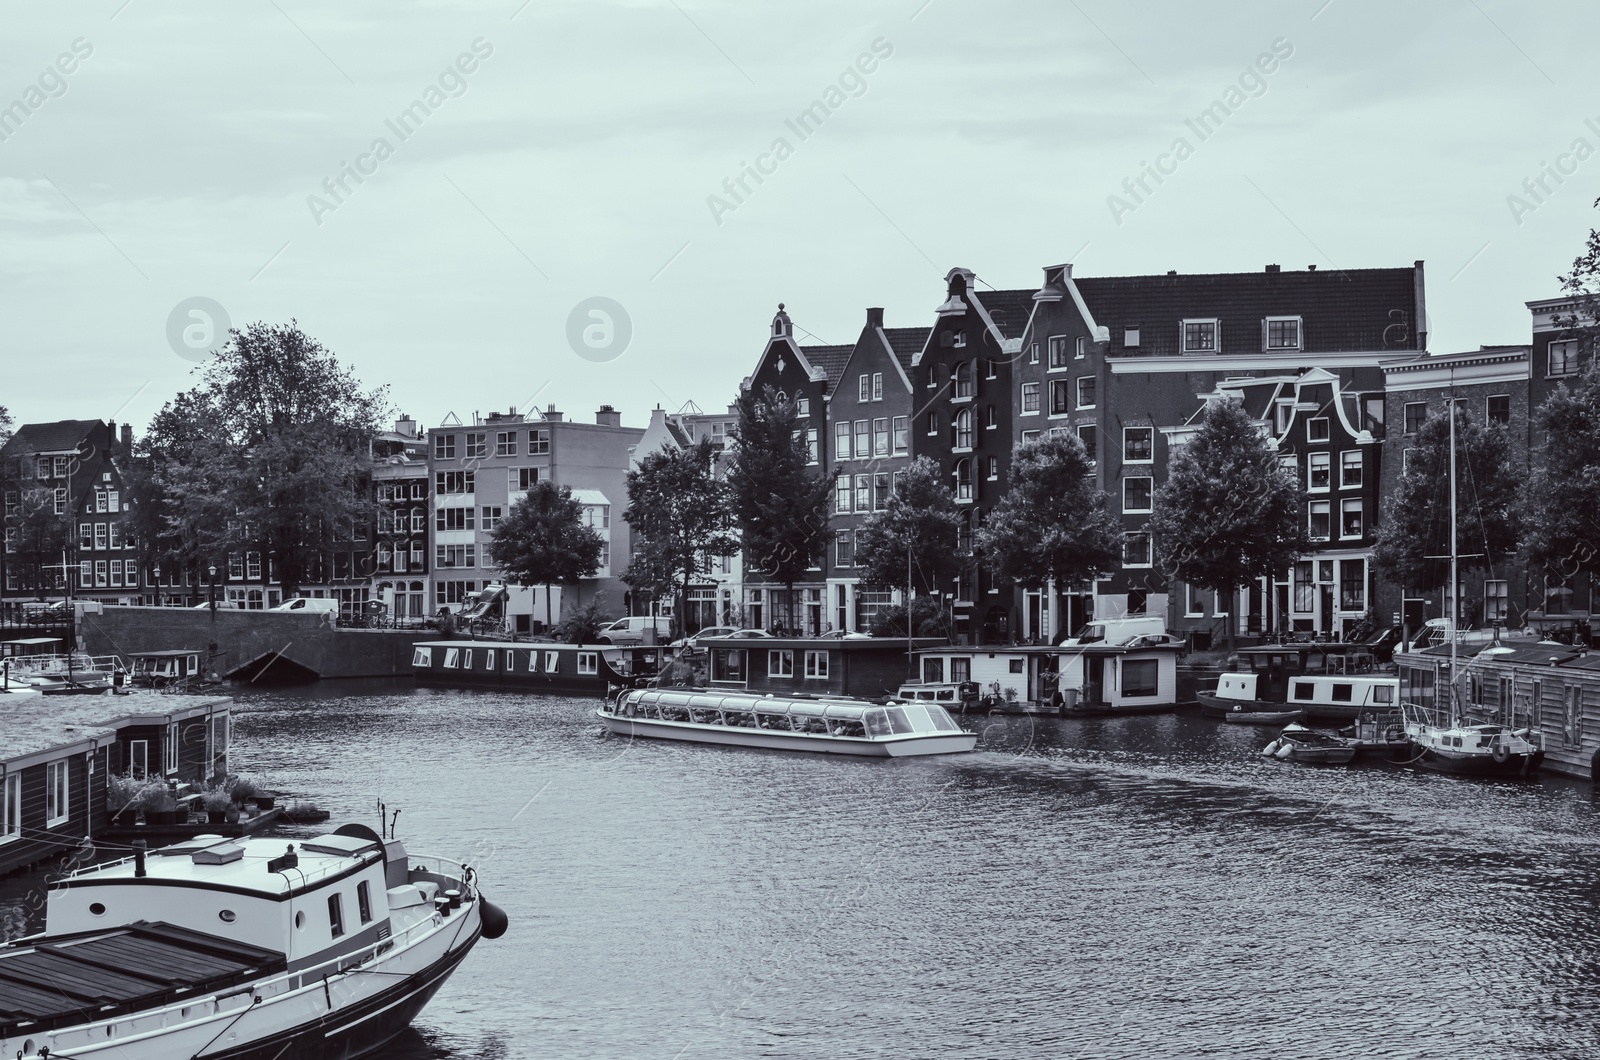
left=1, top=0, right=1597, bottom=434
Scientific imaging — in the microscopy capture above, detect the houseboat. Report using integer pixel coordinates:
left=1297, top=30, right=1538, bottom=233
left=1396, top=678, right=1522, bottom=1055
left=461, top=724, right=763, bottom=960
left=904, top=633, right=1186, bottom=716
left=0, top=637, right=124, bottom=695
left=1197, top=669, right=1400, bottom=724
left=127, top=648, right=208, bottom=689
left=598, top=687, right=977, bottom=756
left=701, top=636, right=947, bottom=699
left=410, top=640, right=665, bottom=695
left=0, top=824, right=507, bottom=1059
left=1398, top=642, right=1554, bottom=778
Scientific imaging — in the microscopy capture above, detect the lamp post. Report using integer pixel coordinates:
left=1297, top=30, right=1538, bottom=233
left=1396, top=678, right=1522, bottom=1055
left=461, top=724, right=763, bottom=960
left=208, top=564, right=219, bottom=614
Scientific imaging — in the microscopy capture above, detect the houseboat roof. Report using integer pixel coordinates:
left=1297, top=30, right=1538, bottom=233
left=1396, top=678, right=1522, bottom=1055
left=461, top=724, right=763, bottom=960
left=1236, top=641, right=1376, bottom=657
left=128, top=648, right=204, bottom=658
left=911, top=642, right=1184, bottom=656
left=63, top=831, right=383, bottom=899
left=2, top=692, right=231, bottom=762
left=1, top=637, right=64, bottom=646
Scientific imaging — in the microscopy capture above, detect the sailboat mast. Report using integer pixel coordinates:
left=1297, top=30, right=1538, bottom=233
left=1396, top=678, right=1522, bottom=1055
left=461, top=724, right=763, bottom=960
left=1448, top=398, right=1458, bottom=725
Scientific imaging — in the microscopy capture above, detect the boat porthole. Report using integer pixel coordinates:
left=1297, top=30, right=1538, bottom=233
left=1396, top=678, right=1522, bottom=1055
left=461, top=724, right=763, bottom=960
left=295, top=910, right=307, bottom=929
left=89, top=902, right=106, bottom=916
left=219, top=909, right=237, bottom=923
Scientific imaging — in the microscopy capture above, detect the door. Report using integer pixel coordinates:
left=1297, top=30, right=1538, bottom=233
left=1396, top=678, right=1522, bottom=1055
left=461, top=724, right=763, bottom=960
left=1319, top=586, right=1334, bottom=633
left=1085, top=657, right=1106, bottom=705
left=129, top=739, right=148, bottom=779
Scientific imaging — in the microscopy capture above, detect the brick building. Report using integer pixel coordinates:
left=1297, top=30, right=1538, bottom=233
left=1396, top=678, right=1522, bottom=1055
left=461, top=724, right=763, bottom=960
left=370, top=415, right=431, bottom=622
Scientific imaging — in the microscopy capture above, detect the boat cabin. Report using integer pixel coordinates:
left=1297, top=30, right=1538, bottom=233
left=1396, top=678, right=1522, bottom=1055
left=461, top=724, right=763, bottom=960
left=410, top=640, right=665, bottom=694
left=704, top=637, right=946, bottom=699
left=1230, top=643, right=1383, bottom=702
left=612, top=688, right=966, bottom=739
left=128, top=649, right=205, bottom=688
left=911, top=640, right=1184, bottom=711
left=0, top=636, right=64, bottom=659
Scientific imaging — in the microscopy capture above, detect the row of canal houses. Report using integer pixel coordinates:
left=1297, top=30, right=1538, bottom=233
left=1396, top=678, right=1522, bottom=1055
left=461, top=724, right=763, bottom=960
left=740, top=259, right=1592, bottom=648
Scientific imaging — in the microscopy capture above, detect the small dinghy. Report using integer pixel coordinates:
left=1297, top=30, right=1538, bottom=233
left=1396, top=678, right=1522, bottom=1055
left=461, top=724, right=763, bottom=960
left=1221, top=709, right=1305, bottom=726
left=1262, top=723, right=1357, bottom=764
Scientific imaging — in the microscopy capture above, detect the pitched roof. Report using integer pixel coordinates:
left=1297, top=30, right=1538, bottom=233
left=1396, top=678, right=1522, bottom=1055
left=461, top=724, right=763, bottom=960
left=800, top=343, right=854, bottom=384
left=971, top=289, right=1036, bottom=340
left=1075, top=266, right=1420, bottom=356
left=882, top=327, right=929, bottom=376
left=0, top=420, right=101, bottom=459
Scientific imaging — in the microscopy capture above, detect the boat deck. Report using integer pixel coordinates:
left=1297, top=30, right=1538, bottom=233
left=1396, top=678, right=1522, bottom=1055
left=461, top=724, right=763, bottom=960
left=0, top=921, right=286, bottom=1037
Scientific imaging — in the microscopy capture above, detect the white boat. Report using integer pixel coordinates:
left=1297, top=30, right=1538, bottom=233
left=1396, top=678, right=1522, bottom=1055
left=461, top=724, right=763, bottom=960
left=0, top=825, right=508, bottom=1059
left=598, top=688, right=977, bottom=757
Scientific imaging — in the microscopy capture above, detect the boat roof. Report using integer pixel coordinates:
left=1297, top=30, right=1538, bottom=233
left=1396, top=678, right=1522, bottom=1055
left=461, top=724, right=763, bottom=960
left=1, top=637, right=64, bottom=646
left=129, top=649, right=203, bottom=658
left=911, top=642, right=1183, bottom=656
left=3, top=692, right=230, bottom=763
left=628, top=688, right=940, bottom=720
left=0, top=921, right=285, bottom=1037
left=63, top=830, right=382, bottom=899
left=1236, top=642, right=1373, bottom=656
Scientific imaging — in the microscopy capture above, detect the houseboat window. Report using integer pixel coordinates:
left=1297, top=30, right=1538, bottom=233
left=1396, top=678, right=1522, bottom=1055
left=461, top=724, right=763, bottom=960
left=2, top=773, right=19, bottom=838
left=1293, top=682, right=1315, bottom=700
left=165, top=722, right=179, bottom=774
left=923, top=658, right=945, bottom=683
left=443, top=649, right=459, bottom=669
left=44, top=760, right=69, bottom=825
left=462, top=650, right=474, bottom=669
left=577, top=652, right=598, bottom=676
left=950, top=658, right=971, bottom=683
left=357, top=881, right=373, bottom=924
left=1122, top=660, right=1159, bottom=697
left=1400, top=665, right=1435, bottom=711
left=711, top=649, right=746, bottom=683
left=544, top=651, right=559, bottom=672
left=1330, top=684, right=1353, bottom=702
left=485, top=650, right=496, bottom=671
left=1373, top=685, right=1394, bottom=705
left=1009, top=659, right=1024, bottom=674
left=130, top=740, right=148, bottom=780
left=804, top=650, right=829, bottom=679
left=413, top=647, right=433, bottom=667
left=328, top=893, right=345, bottom=938
left=935, top=689, right=956, bottom=701
left=769, top=650, right=794, bottom=678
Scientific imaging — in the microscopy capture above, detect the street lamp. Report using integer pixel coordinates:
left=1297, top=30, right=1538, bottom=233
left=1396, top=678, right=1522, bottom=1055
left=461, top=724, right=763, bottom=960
left=208, top=564, right=219, bottom=614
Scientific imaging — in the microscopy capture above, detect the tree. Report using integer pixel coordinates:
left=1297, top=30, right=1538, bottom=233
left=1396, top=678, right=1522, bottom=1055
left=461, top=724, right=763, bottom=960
left=8, top=487, right=72, bottom=599
left=140, top=322, right=387, bottom=597
left=727, top=386, right=833, bottom=631
left=1523, top=364, right=1600, bottom=594
left=622, top=438, right=737, bottom=635
left=977, top=433, right=1120, bottom=591
left=854, top=456, right=962, bottom=597
left=487, top=480, right=604, bottom=629
left=1374, top=406, right=1519, bottom=615
left=1147, top=399, right=1307, bottom=648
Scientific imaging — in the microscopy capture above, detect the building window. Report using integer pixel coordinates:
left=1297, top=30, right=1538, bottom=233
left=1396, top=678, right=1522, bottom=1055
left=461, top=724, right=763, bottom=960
left=1182, top=319, right=1218, bottom=353
left=1486, top=395, right=1510, bottom=424
left=1485, top=579, right=1508, bottom=622
left=954, top=459, right=973, bottom=502
left=835, top=421, right=851, bottom=462
left=464, top=433, right=487, bottom=458
left=1077, top=424, right=1097, bottom=463
left=855, top=474, right=870, bottom=512
left=953, top=409, right=974, bottom=450
left=855, top=420, right=869, bottom=459
left=1308, top=452, right=1331, bottom=491
left=511, top=467, right=539, bottom=492
left=874, top=472, right=890, bottom=510
left=1307, top=417, right=1330, bottom=443
left=1123, top=427, right=1153, bottom=463
left=1123, top=477, right=1153, bottom=513
left=435, top=471, right=475, bottom=495
left=1048, top=335, right=1069, bottom=369
left=892, top=416, right=908, bottom=455
left=1404, top=402, right=1427, bottom=435
left=858, top=374, right=871, bottom=402
left=1076, top=336, right=1087, bottom=359
left=806, top=428, right=819, bottom=465
left=528, top=429, right=550, bottom=454
left=1340, top=450, right=1362, bottom=487
left=836, top=531, right=854, bottom=569
left=433, top=434, right=455, bottom=459
left=954, top=361, right=975, bottom=399
left=1123, top=327, right=1140, bottom=348
left=872, top=373, right=883, bottom=401
left=1264, top=316, right=1302, bottom=350
left=1548, top=340, right=1579, bottom=377
left=482, top=506, right=503, bottom=531
left=926, top=412, right=939, bottom=437
left=1340, top=498, right=1363, bottom=538
left=436, top=507, right=475, bottom=531
left=1028, top=342, right=1039, bottom=365
left=1021, top=429, right=1040, bottom=444
left=1049, top=379, right=1071, bottom=416
left=1309, top=500, right=1331, bottom=540
left=835, top=475, right=851, bottom=514
left=1021, top=382, right=1040, bottom=414
left=986, top=456, right=998, bottom=481
left=796, top=398, right=810, bottom=418
left=1122, top=532, right=1151, bottom=568
left=1077, top=377, right=1096, bottom=409
left=804, top=650, right=829, bottom=679
left=94, top=560, right=108, bottom=587
left=769, top=649, right=794, bottom=678
left=1340, top=559, right=1366, bottom=610
left=985, top=358, right=998, bottom=379
left=873, top=418, right=889, bottom=457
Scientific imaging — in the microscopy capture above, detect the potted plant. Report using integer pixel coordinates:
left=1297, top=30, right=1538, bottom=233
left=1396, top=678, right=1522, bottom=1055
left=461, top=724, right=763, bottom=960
left=138, top=783, right=179, bottom=826
left=200, top=786, right=234, bottom=824
left=227, top=775, right=259, bottom=811
left=106, top=774, right=142, bottom=827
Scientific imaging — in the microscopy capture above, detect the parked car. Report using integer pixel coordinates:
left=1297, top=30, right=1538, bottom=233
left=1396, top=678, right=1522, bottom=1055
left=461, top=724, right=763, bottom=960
left=596, top=615, right=673, bottom=645
left=817, top=629, right=871, bottom=640
left=269, top=597, right=340, bottom=614
left=720, top=628, right=775, bottom=639
left=669, top=626, right=739, bottom=649
left=22, top=602, right=72, bottom=624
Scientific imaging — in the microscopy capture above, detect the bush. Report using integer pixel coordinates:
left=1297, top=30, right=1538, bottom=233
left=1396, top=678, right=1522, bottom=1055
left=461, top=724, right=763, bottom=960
left=201, top=786, right=235, bottom=812
left=106, top=774, right=143, bottom=812
left=871, top=598, right=952, bottom=639
left=226, top=775, right=261, bottom=803
left=553, top=596, right=613, bottom=644
left=137, top=782, right=176, bottom=812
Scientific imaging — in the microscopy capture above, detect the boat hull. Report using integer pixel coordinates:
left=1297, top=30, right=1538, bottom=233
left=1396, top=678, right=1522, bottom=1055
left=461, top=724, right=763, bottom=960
left=1197, top=691, right=1359, bottom=723
left=597, top=712, right=977, bottom=757
left=1283, top=745, right=1357, bottom=765
left=1413, top=746, right=1545, bottom=778
left=1221, top=709, right=1306, bottom=726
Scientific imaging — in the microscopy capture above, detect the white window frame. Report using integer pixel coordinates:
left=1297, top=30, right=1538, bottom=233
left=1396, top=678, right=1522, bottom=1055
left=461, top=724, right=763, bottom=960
left=1122, top=476, right=1153, bottom=514
left=1306, top=417, right=1330, bottom=443
left=165, top=720, right=179, bottom=775
left=1339, top=450, right=1362, bottom=488
left=804, top=650, right=829, bottom=680
left=1264, top=315, right=1302, bottom=351
left=872, top=373, right=883, bottom=401
left=1307, top=451, right=1331, bottom=492
left=1181, top=318, right=1219, bottom=353
left=1, top=773, right=18, bottom=842
left=1548, top=339, right=1579, bottom=378
left=1309, top=500, right=1331, bottom=541
left=46, top=760, right=69, bottom=826
left=1123, top=327, right=1140, bottom=348
left=858, top=374, right=870, bottom=402
left=1121, top=531, right=1152, bottom=569
left=1047, top=335, right=1070, bottom=370
left=1340, top=498, right=1363, bottom=540
left=1076, top=376, right=1096, bottom=410
left=577, top=652, right=598, bottom=676
left=1122, top=427, right=1154, bottom=464
left=1020, top=382, right=1040, bottom=416
left=768, top=649, right=794, bottom=678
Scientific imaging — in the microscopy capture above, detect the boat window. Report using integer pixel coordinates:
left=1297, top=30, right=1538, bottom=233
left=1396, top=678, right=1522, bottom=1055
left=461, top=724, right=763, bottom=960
left=328, top=893, right=345, bottom=938
left=1292, top=681, right=1314, bottom=700
left=485, top=650, right=496, bottom=671
left=1330, top=684, right=1353, bottom=702
left=1373, top=685, right=1394, bottom=705
left=756, top=712, right=791, bottom=731
left=443, top=648, right=459, bottom=669
left=544, top=651, right=560, bottom=672
left=357, top=881, right=373, bottom=924
left=885, top=707, right=917, bottom=734
left=462, top=650, right=473, bottom=669
left=935, top=689, right=956, bottom=701
left=662, top=704, right=691, bottom=722
left=923, top=658, right=945, bottom=684
left=412, top=647, right=432, bottom=667
left=689, top=707, right=722, bottom=725
left=726, top=711, right=757, bottom=728
left=831, top=719, right=867, bottom=737
left=577, top=652, right=598, bottom=675
left=864, top=709, right=891, bottom=737
left=1009, top=659, right=1024, bottom=674
left=640, top=702, right=662, bottom=719
left=925, top=705, right=959, bottom=732
left=797, top=716, right=830, bottom=734
left=1122, top=660, right=1159, bottom=697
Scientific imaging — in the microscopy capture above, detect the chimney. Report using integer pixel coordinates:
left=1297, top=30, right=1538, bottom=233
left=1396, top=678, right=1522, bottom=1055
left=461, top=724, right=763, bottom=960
left=544, top=403, right=563, bottom=423
left=1307, top=264, right=1317, bottom=272
left=1265, top=264, right=1281, bottom=273
left=395, top=415, right=417, bottom=438
left=866, top=307, right=884, bottom=329
left=596, top=405, right=621, bottom=427
left=120, top=423, right=133, bottom=454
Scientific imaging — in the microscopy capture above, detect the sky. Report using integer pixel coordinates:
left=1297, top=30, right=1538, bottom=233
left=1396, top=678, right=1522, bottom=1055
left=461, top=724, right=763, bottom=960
left=1, top=0, right=1597, bottom=436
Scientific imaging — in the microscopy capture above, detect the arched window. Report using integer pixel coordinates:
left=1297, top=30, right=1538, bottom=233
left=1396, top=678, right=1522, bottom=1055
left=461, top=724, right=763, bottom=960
left=954, top=361, right=975, bottom=399
left=954, top=459, right=973, bottom=502
left=953, top=408, right=973, bottom=450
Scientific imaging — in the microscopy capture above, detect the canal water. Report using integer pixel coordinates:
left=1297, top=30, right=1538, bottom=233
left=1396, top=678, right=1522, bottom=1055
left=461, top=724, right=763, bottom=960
left=8, top=682, right=1600, bottom=1059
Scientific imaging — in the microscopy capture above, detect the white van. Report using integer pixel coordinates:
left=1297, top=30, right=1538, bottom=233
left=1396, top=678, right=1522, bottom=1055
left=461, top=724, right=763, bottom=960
left=1060, top=616, right=1170, bottom=647
left=596, top=615, right=672, bottom=645
left=269, top=597, right=340, bottom=614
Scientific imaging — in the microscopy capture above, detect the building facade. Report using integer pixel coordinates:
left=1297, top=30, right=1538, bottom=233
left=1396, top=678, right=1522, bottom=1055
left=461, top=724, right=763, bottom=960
left=371, top=415, right=431, bottom=623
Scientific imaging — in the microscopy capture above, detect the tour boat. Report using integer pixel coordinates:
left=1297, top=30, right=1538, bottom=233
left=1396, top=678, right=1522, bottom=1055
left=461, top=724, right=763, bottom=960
left=1262, top=724, right=1357, bottom=765
left=0, top=824, right=507, bottom=1059
left=598, top=688, right=978, bottom=756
